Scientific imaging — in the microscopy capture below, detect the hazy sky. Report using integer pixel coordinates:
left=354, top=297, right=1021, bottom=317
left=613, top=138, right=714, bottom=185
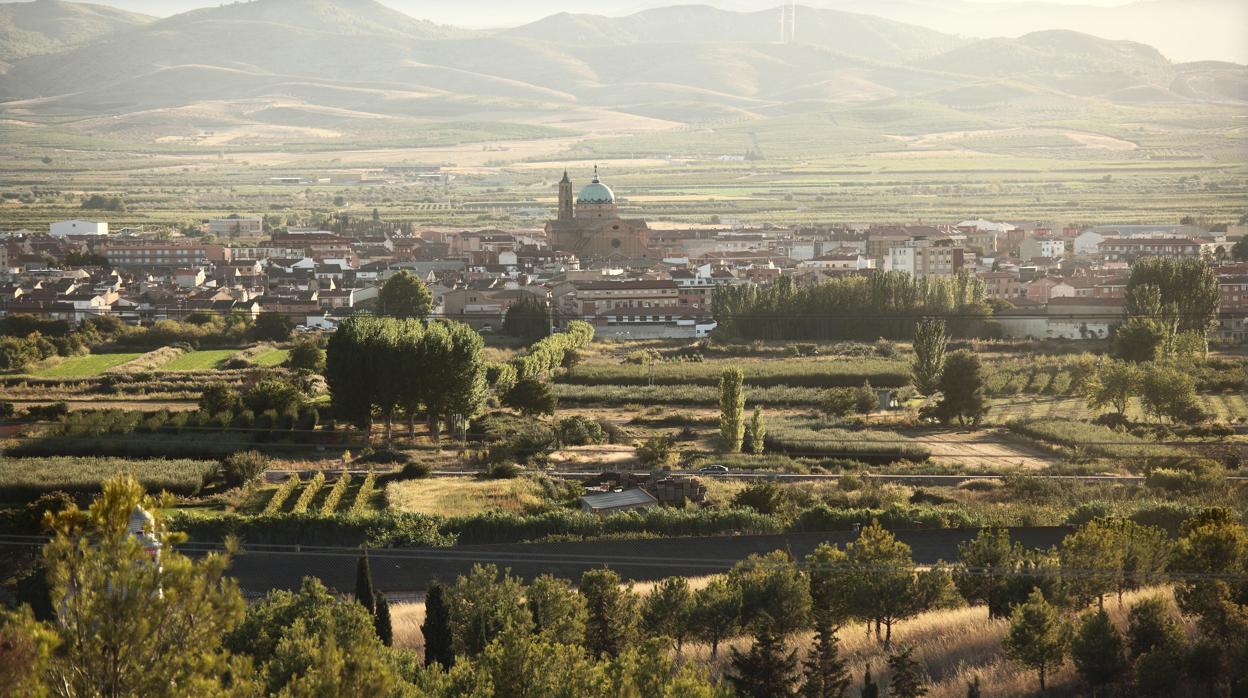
left=4, top=0, right=1143, bottom=26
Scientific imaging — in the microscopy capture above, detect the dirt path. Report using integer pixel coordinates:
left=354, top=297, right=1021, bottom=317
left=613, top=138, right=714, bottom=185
left=915, top=429, right=1056, bottom=470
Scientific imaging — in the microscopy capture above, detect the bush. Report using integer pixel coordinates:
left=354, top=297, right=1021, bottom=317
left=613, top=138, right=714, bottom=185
left=286, top=340, right=325, bottom=372
left=822, top=388, right=857, bottom=417
left=398, top=462, right=432, bottom=480
left=222, top=450, right=270, bottom=488
left=636, top=435, right=677, bottom=469
left=731, top=483, right=790, bottom=515
left=555, top=415, right=607, bottom=446
left=482, top=462, right=522, bottom=479
left=355, top=449, right=412, bottom=465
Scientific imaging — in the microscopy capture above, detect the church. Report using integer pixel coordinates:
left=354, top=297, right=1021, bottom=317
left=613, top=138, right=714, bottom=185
left=546, top=167, right=653, bottom=261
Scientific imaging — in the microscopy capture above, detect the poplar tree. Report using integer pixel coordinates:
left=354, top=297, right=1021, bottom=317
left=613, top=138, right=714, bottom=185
left=910, top=317, right=947, bottom=396
left=719, top=367, right=746, bottom=453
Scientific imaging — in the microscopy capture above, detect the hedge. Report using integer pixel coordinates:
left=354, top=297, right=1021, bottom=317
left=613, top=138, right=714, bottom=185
left=559, top=358, right=910, bottom=389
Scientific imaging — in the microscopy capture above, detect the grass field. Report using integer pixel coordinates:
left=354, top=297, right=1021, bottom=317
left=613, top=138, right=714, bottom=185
left=988, top=395, right=1248, bottom=424
left=384, top=477, right=547, bottom=517
left=251, top=349, right=290, bottom=367
left=160, top=349, right=240, bottom=371
left=33, top=353, right=144, bottom=378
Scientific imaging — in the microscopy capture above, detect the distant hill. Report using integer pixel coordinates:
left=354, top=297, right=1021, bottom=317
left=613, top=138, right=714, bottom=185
left=0, top=0, right=152, bottom=66
left=0, top=0, right=1243, bottom=145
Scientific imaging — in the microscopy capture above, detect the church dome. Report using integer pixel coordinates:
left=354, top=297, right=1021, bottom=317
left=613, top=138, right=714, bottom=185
left=577, top=179, right=614, bottom=204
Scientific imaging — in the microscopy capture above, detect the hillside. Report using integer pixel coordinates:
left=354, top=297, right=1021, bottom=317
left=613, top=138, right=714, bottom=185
left=0, top=0, right=1243, bottom=147
left=0, top=0, right=153, bottom=66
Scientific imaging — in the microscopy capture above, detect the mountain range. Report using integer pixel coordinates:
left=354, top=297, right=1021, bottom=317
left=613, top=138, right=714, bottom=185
left=0, top=0, right=1244, bottom=147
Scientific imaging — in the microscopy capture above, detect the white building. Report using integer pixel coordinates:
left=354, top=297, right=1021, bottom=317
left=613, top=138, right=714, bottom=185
left=1019, top=237, right=1065, bottom=261
left=50, top=220, right=108, bottom=237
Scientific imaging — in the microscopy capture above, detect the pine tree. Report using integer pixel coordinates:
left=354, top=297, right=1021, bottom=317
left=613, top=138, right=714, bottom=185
left=373, top=591, right=393, bottom=647
left=886, top=647, right=927, bottom=698
left=859, top=666, right=879, bottom=698
left=801, top=624, right=850, bottom=698
left=728, top=622, right=799, bottom=698
left=422, top=582, right=454, bottom=668
left=355, top=552, right=375, bottom=615
left=1071, top=609, right=1127, bottom=692
left=1004, top=588, right=1071, bottom=691
left=719, top=368, right=745, bottom=452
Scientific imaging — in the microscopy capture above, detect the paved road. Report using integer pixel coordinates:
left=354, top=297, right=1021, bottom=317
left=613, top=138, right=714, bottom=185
left=223, top=527, right=1074, bottom=594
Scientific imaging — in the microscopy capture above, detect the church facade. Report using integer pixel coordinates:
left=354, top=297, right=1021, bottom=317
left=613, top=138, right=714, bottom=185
left=546, top=168, right=653, bottom=261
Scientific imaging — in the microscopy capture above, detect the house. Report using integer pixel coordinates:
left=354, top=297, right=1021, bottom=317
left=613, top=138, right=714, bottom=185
left=207, top=217, right=263, bottom=236
left=50, top=220, right=108, bottom=237
left=1019, top=237, right=1065, bottom=261
left=579, top=488, right=658, bottom=515
left=1097, top=237, right=1208, bottom=262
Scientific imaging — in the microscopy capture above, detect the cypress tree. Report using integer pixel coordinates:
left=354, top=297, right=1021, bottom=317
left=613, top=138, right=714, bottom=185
left=422, top=582, right=454, bottom=668
left=886, top=647, right=928, bottom=698
left=860, top=666, right=879, bottom=698
left=374, top=591, right=393, bottom=647
left=801, top=624, right=850, bottom=698
left=355, top=552, right=375, bottom=615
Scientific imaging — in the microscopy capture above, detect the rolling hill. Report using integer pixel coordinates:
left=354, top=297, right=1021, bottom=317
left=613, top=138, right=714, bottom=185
left=0, top=0, right=152, bottom=66
left=0, top=0, right=1243, bottom=147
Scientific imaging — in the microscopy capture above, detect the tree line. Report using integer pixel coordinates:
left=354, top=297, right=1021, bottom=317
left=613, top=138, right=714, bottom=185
left=711, top=271, right=991, bottom=341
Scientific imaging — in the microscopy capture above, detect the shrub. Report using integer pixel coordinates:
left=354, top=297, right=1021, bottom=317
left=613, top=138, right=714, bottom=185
left=263, top=475, right=301, bottom=514
left=822, top=388, right=857, bottom=417
left=555, top=415, right=607, bottom=446
left=222, top=450, right=270, bottom=488
left=290, top=471, right=325, bottom=513
left=731, top=483, right=790, bottom=515
left=320, top=473, right=352, bottom=514
left=855, top=381, right=879, bottom=414
left=482, top=462, right=522, bottom=479
left=636, top=435, right=677, bottom=469
left=398, top=462, right=433, bottom=480
left=286, top=340, right=325, bottom=372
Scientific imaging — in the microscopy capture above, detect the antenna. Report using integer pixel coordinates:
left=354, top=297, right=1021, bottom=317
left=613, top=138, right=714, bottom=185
left=779, top=1, right=797, bottom=44
left=790, top=0, right=796, bottom=44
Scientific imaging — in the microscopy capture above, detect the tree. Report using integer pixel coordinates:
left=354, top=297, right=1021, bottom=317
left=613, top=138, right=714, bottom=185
left=222, top=450, right=269, bottom=487
left=1123, top=257, right=1219, bottom=355
left=934, top=350, right=986, bottom=426
left=728, top=622, right=799, bottom=698
left=1106, top=519, right=1170, bottom=603
left=732, top=482, right=790, bottom=515
left=581, top=568, right=640, bottom=658
left=527, top=574, right=587, bottom=646
left=1132, top=644, right=1184, bottom=697
left=1232, top=236, right=1248, bottom=261
left=1060, top=518, right=1125, bottom=610
left=199, top=383, right=241, bottom=414
left=1170, top=510, right=1248, bottom=672
left=373, top=591, right=393, bottom=647
left=1140, top=364, right=1204, bottom=424
left=859, top=666, right=880, bottom=698
left=635, top=435, right=677, bottom=469
left=37, top=476, right=245, bottom=696
left=886, top=647, right=927, bottom=698
left=854, top=380, right=879, bottom=414
left=955, top=528, right=1023, bottom=619
left=1004, top=588, right=1071, bottom=691
left=1112, top=318, right=1166, bottom=362
left=720, top=368, right=746, bottom=452
left=690, top=577, right=741, bottom=659
left=0, top=606, right=57, bottom=697
left=910, top=317, right=947, bottom=396
left=503, top=377, right=557, bottom=417
left=355, top=552, right=376, bottom=615
left=844, top=522, right=927, bottom=648
left=1071, top=609, right=1127, bottom=692
left=447, top=564, right=533, bottom=657
left=422, top=582, right=454, bottom=668
left=801, top=625, right=850, bottom=698
left=729, top=551, right=812, bottom=637
left=377, top=269, right=432, bottom=320
left=325, top=315, right=387, bottom=432
left=1125, top=596, right=1183, bottom=659
left=502, top=294, right=549, bottom=341
left=1084, top=361, right=1141, bottom=418
left=806, top=543, right=856, bottom=631
left=286, top=339, right=325, bottom=372
left=252, top=312, right=294, bottom=342
left=642, top=577, right=693, bottom=652
left=744, top=406, right=767, bottom=454
left=458, top=628, right=604, bottom=698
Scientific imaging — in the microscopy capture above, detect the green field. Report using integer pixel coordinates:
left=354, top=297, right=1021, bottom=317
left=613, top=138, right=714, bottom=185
left=160, top=349, right=241, bottom=371
left=0, top=456, right=219, bottom=501
left=251, top=349, right=290, bottom=367
left=33, top=353, right=143, bottom=378
left=987, top=395, right=1248, bottom=424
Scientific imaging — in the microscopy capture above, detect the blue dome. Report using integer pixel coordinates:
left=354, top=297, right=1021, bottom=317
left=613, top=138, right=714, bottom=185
left=577, top=180, right=615, bottom=204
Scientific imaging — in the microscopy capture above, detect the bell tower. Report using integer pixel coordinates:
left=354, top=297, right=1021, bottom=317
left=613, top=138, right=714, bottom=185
left=557, top=170, right=574, bottom=221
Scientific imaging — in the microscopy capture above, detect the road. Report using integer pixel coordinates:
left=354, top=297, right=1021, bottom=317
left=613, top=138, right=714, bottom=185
left=222, top=527, right=1074, bottom=593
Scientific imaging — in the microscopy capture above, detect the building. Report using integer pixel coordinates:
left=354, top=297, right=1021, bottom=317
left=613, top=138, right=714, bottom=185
left=207, top=217, right=263, bottom=236
left=546, top=168, right=653, bottom=260
left=889, top=239, right=968, bottom=279
left=1097, top=237, right=1208, bottom=262
left=99, top=241, right=230, bottom=269
left=50, top=220, right=108, bottom=237
left=1019, top=237, right=1065, bottom=261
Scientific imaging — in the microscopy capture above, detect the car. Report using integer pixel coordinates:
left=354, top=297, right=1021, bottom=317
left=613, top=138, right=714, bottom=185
left=697, top=465, right=729, bottom=475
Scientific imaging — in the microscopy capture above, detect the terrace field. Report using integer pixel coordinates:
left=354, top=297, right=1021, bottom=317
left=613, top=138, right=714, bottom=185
left=159, top=349, right=241, bottom=371
left=33, top=353, right=144, bottom=378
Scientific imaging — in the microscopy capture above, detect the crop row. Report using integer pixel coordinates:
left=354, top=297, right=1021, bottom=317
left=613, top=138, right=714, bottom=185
left=0, top=456, right=219, bottom=502
left=560, top=358, right=910, bottom=388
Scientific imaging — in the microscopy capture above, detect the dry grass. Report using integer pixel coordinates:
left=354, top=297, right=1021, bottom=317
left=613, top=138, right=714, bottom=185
left=106, top=346, right=186, bottom=374
left=383, top=476, right=547, bottom=517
